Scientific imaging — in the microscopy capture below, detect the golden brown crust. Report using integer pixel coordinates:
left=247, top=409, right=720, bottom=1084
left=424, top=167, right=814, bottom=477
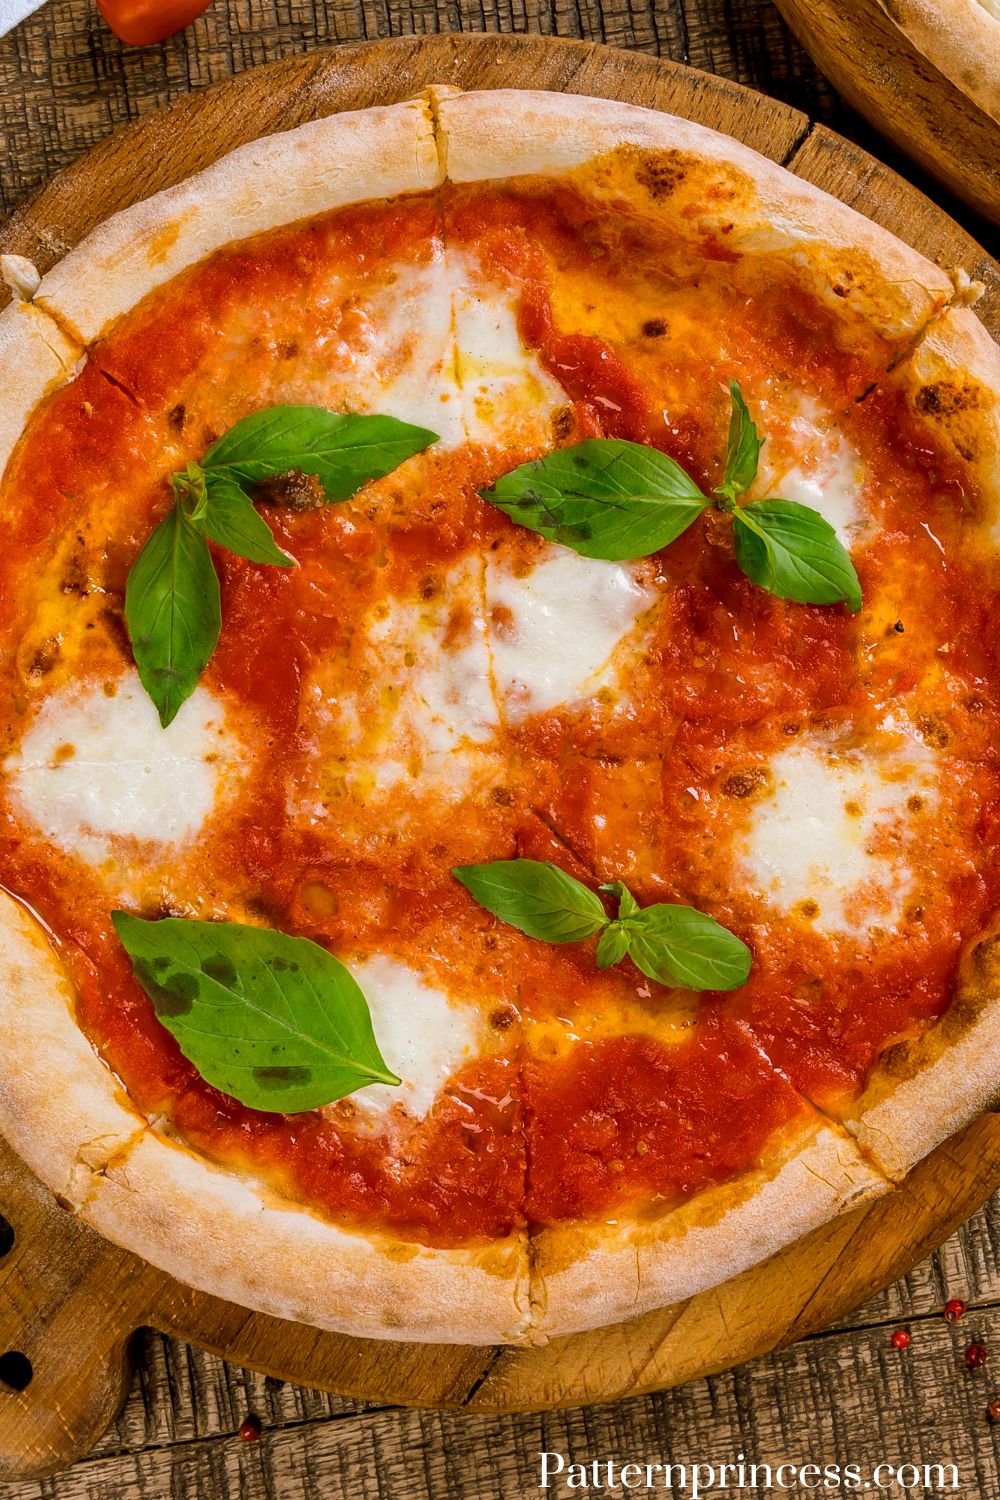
left=80, top=1130, right=530, bottom=1344
left=434, top=89, right=955, bottom=350
left=876, top=0, right=1000, bottom=121
left=831, top=307, right=1000, bottom=1177
left=0, top=893, right=146, bottom=1203
left=844, top=917, right=1000, bottom=1178
left=0, top=299, right=80, bottom=482
left=890, top=304, right=1000, bottom=528
left=531, top=1119, right=889, bottom=1339
left=34, top=98, right=443, bottom=346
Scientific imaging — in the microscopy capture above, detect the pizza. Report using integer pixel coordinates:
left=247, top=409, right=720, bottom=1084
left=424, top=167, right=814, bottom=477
left=1, top=88, right=999, bottom=1347
left=876, top=0, right=1000, bottom=121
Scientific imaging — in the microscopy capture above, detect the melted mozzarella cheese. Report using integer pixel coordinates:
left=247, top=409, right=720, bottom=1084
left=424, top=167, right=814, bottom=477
left=4, top=675, right=238, bottom=864
left=344, top=954, right=483, bottom=1122
left=354, top=258, right=465, bottom=446
left=485, top=549, right=655, bottom=720
left=738, top=728, right=938, bottom=934
left=752, top=396, right=868, bottom=545
left=321, top=248, right=565, bottom=453
left=451, top=270, right=567, bottom=448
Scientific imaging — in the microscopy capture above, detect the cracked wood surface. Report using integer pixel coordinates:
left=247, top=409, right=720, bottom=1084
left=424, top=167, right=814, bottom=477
left=1, top=7, right=1000, bottom=1498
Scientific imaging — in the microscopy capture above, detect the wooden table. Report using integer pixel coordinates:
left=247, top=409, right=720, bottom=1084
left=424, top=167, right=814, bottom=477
left=3, top=2, right=1000, bottom=1497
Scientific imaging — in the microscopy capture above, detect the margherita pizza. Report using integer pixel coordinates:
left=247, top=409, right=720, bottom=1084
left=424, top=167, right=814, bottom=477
left=1, top=89, right=999, bottom=1345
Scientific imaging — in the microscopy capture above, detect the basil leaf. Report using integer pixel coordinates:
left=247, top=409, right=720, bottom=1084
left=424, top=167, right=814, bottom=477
left=124, top=505, right=221, bottom=728
left=716, top=380, right=763, bottom=502
left=452, top=859, right=608, bottom=943
left=623, top=904, right=752, bottom=992
left=600, top=880, right=640, bottom=920
left=112, top=912, right=399, bottom=1114
left=202, top=406, right=438, bottom=500
left=733, top=500, right=862, bottom=612
left=596, top=922, right=631, bottom=969
left=194, top=475, right=295, bottom=567
left=481, top=439, right=709, bottom=561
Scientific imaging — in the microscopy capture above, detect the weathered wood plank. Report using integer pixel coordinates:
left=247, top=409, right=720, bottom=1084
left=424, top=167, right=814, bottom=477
left=8, top=1302, right=1000, bottom=1500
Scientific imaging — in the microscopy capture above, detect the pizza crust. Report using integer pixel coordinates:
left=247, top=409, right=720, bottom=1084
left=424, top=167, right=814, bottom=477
left=0, top=300, right=80, bottom=481
left=843, top=918, right=1000, bottom=1179
left=80, top=1129, right=530, bottom=1344
left=888, top=303, right=1000, bottom=527
left=33, top=98, right=443, bottom=347
left=531, top=1118, right=889, bottom=1339
left=0, top=893, right=146, bottom=1203
left=876, top=0, right=1000, bottom=122
left=434, top=89, right=954, bottom=350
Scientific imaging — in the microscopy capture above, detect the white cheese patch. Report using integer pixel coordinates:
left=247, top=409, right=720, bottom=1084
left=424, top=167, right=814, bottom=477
left=343, top=954, right=483, bottom=1122
left=485, top=549, right=656, bottom=720
left=4, top=674, right=238, bottom=866
left=352, top=257, right=465, bottom=446
left=751, top=396, right=868, bottom=546
left=738, top=727, right=938, bottom=935
left=451, top=271, right=567, bottom=448
left=307, top=247, right=565, bottom=453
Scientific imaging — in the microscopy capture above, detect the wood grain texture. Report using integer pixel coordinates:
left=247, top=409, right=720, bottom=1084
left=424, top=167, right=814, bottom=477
left=3, top=7, right=1000, bottom=1498
left=775, top=0, right=1000, bottom=227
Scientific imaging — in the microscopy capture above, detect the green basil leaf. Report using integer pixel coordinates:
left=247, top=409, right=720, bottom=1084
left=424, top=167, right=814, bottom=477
left=716, top=380, right=763, bottom=502
left=596, top=922, right=631, bottom=969
left=124, top=504, right=221, bottom=728
left=600, top=879, right=640, bottom=920
left=202, top=406, right=438, bottom=500
left=481, top=439, right=709, bottom=561
left=733, top=500, right=862, bottom=612
left=193, top=475, right=295, bottom=567
left=112, top=912, right=399, bottom=1113
left=452, top=859, right=609, bottom=943
left=623, top=904, right=752, bottom=991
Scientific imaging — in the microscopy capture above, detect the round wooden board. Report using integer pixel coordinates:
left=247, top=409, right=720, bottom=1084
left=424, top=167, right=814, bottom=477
left=2, top=31, right=1000, bottom=1481
left=773, top=0, right=1000, bottom=227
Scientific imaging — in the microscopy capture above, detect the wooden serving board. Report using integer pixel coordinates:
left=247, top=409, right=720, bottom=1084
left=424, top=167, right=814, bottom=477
left=2, top=32, right=1000, bottom=1482
left=774, top=0, right=1000, bottom=227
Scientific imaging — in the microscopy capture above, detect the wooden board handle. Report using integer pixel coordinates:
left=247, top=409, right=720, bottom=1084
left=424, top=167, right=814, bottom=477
left=0, top=1138, right=139, bottom=1480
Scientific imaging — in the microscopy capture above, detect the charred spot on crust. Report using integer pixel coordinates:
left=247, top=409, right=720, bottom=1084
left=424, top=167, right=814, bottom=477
left=489, top=1006, right=517, bottom=1031
left=167, top=403, right=186, bottom=431
left=252, top=1065, right=312, bottom=1089
left=254, top=470, right=326, bottom=512
left=490, top=786, right=514, bottom=806
left=916, top=381, right=980, bottom=417
left=634, top=151, right=689, bottom=201
left=642, top=318, right=668, bottom=338
left=877, top=1039, right=915, bottom=1080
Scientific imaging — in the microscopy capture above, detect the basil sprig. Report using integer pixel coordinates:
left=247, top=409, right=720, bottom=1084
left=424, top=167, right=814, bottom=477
left=126, top=405, right=437, bottom=726
left=479, top=381, right=861, bottom=613
left=452, top=859, right=751, bottom=992
left=113, top=912, right=400, bottom=1114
